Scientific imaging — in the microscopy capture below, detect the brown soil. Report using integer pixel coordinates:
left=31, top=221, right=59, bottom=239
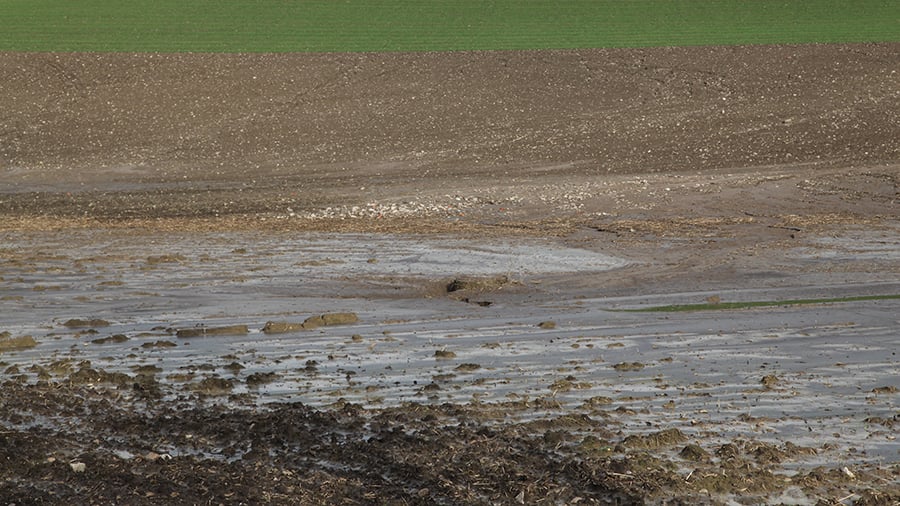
left=1, top=44, right=899, bottom=504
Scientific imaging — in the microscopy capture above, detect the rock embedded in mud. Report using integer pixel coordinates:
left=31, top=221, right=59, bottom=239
left=63, top=318, right=110, bottom=328
left=0, top=334, right=37, bottom=351
left=176, top=325, right=249, bottom=338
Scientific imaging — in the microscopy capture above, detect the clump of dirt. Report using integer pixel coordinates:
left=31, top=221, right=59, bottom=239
left=0, top=334, right=37, bottom=351
left=91, top=334, right=128, bottom=344
left=189, top=376, right=234, bottom=395
left=131, top=365, right=162, bottom=375
left=549, top=377, right=592, bottom=392
left=446, top=275, right=511, bottom=293
left=273, top=312, right=361, bottom=332
left=582, top=396, right=614, bottom=408
left=613, top=362, right=645, bottom=372
left=262, top=321, right=305, bottom=334
left=761, top=374, right=780, bottom=389
left=622, top=428, right=688, bottom=449
left=68, top=366, right=131, bottom=386
left=62, top=318, right=110, bottom=328
left=224, top=362, right=245, bottom=374
left=246, top=372, right=280, bottom=388
left=302, top=312, right=360, bottom=328
left=176, top=324, right=249, bottom=338
left=145, top=254, right=187, bottom=265
left=141, top=340, right=177, bottom=348
left=679, top=444, right=710, bottom=462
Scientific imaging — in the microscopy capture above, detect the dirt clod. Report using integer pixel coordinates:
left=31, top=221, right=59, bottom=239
left=176, top=325, right=249, bottom=338
left=62, top=318, right=110, bottom=328
left=0, top=335, right=37, bottom=351
left=679, top=444, right=710, bottom=462
left=761, top=374, right=780, bottom=389
left=623, top=428, right=688, bottom=449
left=613, top=362, right=645, bottom=372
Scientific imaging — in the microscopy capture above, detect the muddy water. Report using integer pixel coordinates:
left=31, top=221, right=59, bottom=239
left=1, top=231, right=898, bottom=469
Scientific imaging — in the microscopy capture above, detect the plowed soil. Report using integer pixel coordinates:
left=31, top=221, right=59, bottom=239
left=1, top=44, right=899, bottom=504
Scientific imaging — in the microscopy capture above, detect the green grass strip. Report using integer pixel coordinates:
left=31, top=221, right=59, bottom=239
left=0, top=0, right=897, bottom=53
left=621, top=294, right=900, bottom=312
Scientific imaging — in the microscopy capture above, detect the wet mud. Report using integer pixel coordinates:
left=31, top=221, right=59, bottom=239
left=2, top=43, right=899, bottom=504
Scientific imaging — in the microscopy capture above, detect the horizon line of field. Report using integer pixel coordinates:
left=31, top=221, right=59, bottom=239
left=1, top=0, right=897, bottom=52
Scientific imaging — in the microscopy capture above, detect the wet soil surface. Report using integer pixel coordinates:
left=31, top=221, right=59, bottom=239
left=1, top=44, right=899, bottom=504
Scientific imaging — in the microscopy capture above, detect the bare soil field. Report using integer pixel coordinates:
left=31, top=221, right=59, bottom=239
left=1, top=44, right=899, bottom=504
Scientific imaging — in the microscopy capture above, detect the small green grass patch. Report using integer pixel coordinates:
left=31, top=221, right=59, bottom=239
left=621, top=294, right=900, bottom=312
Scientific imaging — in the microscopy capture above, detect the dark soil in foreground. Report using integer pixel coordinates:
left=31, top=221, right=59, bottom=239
left=1, top=381, right=896, bottom=506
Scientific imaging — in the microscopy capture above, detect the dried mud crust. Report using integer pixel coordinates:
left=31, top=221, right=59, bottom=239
left=1, top=382, right=897, bottom=505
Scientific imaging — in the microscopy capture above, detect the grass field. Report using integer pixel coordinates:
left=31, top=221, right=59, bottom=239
left=1, top=0, right=897, bottom=52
